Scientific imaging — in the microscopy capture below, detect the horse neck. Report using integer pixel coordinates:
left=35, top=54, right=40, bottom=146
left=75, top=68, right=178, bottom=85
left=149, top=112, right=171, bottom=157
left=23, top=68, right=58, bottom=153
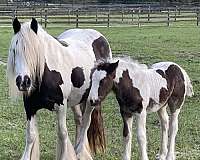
left=38, top=31, right=72, bottom=71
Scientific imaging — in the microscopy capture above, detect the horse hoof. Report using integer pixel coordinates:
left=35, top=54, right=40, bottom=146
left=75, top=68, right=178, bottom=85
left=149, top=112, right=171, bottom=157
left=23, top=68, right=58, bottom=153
left=155, top=154, right=166, bottom=160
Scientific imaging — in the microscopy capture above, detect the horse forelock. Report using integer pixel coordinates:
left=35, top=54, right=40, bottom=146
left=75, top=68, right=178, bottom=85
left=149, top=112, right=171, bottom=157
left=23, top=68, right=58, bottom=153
left=7, top=22, right=46, bottom=98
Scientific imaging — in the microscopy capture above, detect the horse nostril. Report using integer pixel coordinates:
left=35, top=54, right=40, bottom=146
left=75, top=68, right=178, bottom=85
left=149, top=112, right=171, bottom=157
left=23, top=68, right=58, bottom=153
left=16, top=75, right=22, bottom=89
left=90, top=99, right=100, bottom=106
left=23, top=75, right=31, bottom=88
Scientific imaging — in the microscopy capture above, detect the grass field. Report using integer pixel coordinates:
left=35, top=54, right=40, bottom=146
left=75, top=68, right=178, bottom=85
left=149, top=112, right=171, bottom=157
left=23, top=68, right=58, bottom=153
left=0, top=24, right=200, bottom=160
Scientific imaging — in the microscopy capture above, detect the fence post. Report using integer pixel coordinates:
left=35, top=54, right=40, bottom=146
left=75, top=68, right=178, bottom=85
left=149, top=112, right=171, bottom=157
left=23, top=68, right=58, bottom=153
left=44, top=9, right=47, bottom=28
left=122, top=8, right=124, bottom=23
left=12, top=10, right=16, bottom=22
left=167, top=9, right=170, bottom=27
left=76, top=9, right=79, bottom=28
left=107, top=11, right=110, bottom=28
left=68, top=9, right=70, bottom=24
left=40, top=9, right=43, bottom=25
left=148, top=6, right=150, bottom=21
left=132, top=10, right=134, bottom=22
left=138, top=7, right=141, bottom=27
left=96, top=9, right=98, bottom=23
left=175, top=6, right=177, bottom=21
left=197, top=9, right=199, bottom=26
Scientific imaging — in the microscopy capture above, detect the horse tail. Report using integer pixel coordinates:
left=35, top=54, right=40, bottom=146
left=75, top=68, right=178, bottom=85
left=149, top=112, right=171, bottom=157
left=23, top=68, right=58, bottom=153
left=180, top=66, right=194, bottom=97
left=87, top=106, right=106, bottom=154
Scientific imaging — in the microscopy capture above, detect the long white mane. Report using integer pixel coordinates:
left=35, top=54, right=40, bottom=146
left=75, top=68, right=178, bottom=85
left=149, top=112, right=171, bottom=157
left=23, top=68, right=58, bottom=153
left=7, top=22, right=47, bottom=98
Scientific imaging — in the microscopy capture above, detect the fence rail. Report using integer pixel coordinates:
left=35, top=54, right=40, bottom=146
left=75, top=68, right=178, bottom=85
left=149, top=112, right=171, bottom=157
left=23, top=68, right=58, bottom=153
left=0, top=7, right=200, bottom=28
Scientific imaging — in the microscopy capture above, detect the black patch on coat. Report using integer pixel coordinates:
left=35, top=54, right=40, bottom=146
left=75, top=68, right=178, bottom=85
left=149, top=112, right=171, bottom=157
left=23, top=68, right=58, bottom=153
left=121, top=110, right=132, bottom=137
left=92, top=36, right=110, bottom=60
left=156, top=69, right=165, bottom=78
left=157, top=65, right=185, bottom=113
left=23, top=63, right=64, bottom=120
left=165, top=65, right=185, bottom=112
left=30, top=18, right=38, bottom=34
left=71, top=67, right=85, bottom=88
left=13, top=17, right=21, bottom=34
left=113, top=70, right=143, bottom=115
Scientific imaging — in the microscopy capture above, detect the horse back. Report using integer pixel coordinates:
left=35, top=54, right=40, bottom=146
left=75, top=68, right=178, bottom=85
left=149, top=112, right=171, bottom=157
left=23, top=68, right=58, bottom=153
left=57, top=29, right=112, bottom=60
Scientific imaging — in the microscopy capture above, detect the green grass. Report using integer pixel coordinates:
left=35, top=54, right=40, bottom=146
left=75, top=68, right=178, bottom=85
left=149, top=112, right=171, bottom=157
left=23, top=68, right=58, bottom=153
left=0, top=24, right=200, bottom=159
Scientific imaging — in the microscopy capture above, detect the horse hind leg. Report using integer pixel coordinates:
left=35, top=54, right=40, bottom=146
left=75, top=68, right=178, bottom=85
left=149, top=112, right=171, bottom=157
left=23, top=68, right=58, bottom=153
left=166, top=108, right=181, bottom=160
left=156, top=106, right=169, bottom=160
left=21, top=115, right=40, bottom=160
left=136, top=109, right=148, bottom=160
left=121, top=110, right=133, bottom=160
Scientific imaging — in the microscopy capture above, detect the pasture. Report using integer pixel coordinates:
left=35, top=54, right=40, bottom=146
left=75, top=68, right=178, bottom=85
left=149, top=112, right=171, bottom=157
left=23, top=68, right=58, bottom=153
left=0, top=24, right=200, bottom=159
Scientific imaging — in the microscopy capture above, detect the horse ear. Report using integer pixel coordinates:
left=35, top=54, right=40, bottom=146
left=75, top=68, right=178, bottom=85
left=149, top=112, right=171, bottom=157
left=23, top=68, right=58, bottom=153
left=31, top=18, right=38, bottom=34
left=107, top=60, right=119, bottom=74
left=13, top=17, right=21, bottom=34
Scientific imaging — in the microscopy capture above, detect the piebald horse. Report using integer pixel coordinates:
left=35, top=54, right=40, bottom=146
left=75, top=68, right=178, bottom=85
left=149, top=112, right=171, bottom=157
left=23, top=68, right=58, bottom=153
left=7, top=18, right=111, bottom=160
left=85, top=57, right=193, bottom=160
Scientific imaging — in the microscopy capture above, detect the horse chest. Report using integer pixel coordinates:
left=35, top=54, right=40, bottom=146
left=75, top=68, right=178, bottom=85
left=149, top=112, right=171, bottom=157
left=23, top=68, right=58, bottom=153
left=23, top=64, right=64, bottom=120
left=113, top=70, right=143, bottom=114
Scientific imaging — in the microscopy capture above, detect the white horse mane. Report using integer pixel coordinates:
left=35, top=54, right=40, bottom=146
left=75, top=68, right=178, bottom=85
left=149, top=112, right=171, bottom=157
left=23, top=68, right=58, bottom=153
left=7, top=21, right=47, bottom=98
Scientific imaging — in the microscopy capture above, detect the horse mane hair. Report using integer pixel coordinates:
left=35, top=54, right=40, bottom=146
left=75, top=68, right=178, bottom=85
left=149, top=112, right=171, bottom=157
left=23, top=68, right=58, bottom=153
left=94, top=55, right=148, bottom=70
left=7, top=22, right=47, bottom=98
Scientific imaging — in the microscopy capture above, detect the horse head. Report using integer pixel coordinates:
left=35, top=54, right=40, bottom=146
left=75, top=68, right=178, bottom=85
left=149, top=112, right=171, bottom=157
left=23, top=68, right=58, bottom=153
left=7, top=17, right=44, bottom=96
left=88, top=60, right=119, bottom=106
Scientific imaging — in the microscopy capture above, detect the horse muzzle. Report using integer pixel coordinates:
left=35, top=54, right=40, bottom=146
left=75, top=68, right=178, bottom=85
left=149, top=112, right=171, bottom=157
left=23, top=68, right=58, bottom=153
left=90, top=99, right=101, bottom=106
left=16, top=75, right=31, bottom=91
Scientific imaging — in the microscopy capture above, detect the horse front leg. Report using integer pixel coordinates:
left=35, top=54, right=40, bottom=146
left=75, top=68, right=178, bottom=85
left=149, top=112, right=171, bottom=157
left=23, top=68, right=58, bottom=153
left=75, top=103, right=94, bottom=160
left=56, top=102, right=77, bottom=160
left=21, top=115, right=40, bottom=160
left=71, top=104, right=83, bottom=146
left=136, top=110, right=148, bottom=160
left=156, top=106, right=169, bottom=160
left=166, top=108, right=181, bottom=160
left=121, top=110, right=133, bottom=160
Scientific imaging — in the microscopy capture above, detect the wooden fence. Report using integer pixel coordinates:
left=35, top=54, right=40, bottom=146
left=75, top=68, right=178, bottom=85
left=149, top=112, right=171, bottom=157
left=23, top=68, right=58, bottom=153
left=0, top=7, right=200, bottom=28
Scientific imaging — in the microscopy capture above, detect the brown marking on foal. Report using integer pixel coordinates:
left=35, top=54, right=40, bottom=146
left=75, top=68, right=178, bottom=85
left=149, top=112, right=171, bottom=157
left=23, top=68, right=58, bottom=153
left=156, top=65, right=185, bottom=113
left=113, top=70, right=143, bottom=115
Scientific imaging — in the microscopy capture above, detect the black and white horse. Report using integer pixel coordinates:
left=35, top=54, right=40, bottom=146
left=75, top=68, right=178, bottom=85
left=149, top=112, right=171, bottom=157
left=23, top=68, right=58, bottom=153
left=7, top=18, right=112, bottom=160
left=85, top=57, right=193, bottom=160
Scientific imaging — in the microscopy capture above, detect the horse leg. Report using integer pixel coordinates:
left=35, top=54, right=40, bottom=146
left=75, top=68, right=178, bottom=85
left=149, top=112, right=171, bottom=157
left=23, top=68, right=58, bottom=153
left=136, top=110, right=148, bottom=160
left=75, top=104, right=94, bottom=160
left=121, top=110, right=133, bottom=160
left=166, top=108, right=181, bottom=160
left=56, top=102, right=77, bottom=160
left=21, top=115, right=40, bottom=160
left=72, top=104, right=83, bottom=145
left=156, top=106, right=169, bottom=160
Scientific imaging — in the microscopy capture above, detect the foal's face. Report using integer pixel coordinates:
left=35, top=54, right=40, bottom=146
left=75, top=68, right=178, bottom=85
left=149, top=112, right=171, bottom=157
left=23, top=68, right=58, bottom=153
left=88, top=61, right=119, bottom=106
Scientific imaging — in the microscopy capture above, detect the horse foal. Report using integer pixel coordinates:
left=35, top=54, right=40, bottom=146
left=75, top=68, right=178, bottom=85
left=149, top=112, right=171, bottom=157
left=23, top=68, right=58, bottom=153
left=87, top=58, right=193, bottom=160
